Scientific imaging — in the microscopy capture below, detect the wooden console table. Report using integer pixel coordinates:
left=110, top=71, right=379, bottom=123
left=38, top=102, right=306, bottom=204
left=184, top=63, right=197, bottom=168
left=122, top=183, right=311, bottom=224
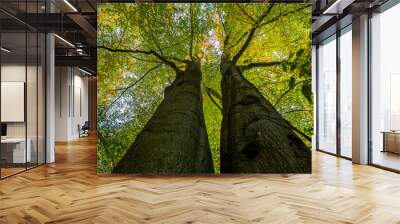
left=382, top=131, right=400, bottom=154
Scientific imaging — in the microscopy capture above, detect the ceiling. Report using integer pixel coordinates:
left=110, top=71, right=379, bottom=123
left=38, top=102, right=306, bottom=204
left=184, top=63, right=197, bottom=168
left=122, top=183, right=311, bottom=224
left=311, top=0, right=390, bottom=43
left=0, top=0, right=98, bottom=74
left=3, top=0, right=392, bottom=73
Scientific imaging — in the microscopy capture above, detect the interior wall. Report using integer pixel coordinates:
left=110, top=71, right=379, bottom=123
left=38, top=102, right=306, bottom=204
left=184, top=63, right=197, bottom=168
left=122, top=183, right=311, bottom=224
left=352, top=14, right=369, bottom=165
left=55, top=66, right=70, bottom=141
left=1, top=64, right=31, bottom=138
left=88, top=77, right=97, bottom=132
left=46, top=32, right=56, bottom=163
left=55, top=67, right=89, bottom=141
left=72, top=72, right=89, bottom=137
left=1, top=62, right=45, bottom=169
left=1, top=1, right=52, bottom=179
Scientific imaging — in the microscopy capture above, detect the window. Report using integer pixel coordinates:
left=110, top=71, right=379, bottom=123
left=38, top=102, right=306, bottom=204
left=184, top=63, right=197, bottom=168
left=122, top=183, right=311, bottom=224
left=339, top=26, right=352, bottom=158
left=370, top=3, right=400, bottom=171
left=317, top=35, right=337, bottom=154
left=0, top=2, right=46, bottom=179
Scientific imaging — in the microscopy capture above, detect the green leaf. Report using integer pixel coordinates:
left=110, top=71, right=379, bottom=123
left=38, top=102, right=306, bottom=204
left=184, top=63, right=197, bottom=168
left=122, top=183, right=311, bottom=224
left=282, top=61, right=288, bottom=72
left=299, top=63, right=310, bottom=78
left=289, top=62, right=297, bottom=71
left=289, top=76, right=296, bottom=89
left=97, top=3, right=313, bottom=173
left=301, top=82, right=312, bottom=103
left=296, top=48, right=305, bottom=58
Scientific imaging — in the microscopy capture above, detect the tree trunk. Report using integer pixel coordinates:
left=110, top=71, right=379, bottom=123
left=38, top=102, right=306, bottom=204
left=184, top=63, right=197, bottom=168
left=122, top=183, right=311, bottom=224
left=220, top=61, right=311, bottom=173
left=113, top=60, right=214, bottom=174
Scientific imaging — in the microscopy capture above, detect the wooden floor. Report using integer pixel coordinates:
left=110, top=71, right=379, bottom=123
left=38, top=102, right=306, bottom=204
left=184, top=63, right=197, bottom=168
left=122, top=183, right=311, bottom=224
left=1, top=167, right=26, bottom=178
left=372, top=150, right=400, bottom=171
left=1, top=163, right=42, bottom=178
left=1, top=136, right=400, bottom=224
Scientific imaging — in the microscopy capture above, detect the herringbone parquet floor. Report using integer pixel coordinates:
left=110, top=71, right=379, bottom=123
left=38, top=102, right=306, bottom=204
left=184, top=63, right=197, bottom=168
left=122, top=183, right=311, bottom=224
left=1, top=136, right=400, bottom=224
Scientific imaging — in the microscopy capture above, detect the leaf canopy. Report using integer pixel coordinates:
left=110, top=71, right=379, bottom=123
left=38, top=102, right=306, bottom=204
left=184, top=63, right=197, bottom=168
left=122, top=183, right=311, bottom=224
left=97, top=3, right=312, bottom=174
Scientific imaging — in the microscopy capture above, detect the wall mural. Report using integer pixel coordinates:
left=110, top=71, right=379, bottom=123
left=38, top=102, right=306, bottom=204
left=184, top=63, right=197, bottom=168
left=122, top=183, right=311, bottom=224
left=97, top=3, right=312, bottom=174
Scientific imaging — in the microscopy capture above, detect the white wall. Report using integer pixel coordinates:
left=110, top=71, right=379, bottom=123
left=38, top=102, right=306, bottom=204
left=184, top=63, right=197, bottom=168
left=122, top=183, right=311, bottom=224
left=1, top=65, right=26, bottom=139
left=55, top=66, right=70, bottom=141
left=54, top=67, right=89, bottom=141
left=1, top=82, right=25, bottom=122
left=1, top=63, right=46, bottom=164
left=1, top=65, right=25, bottom=81
left=352, top=14, right=369, bottom=164
left=72, top=72, right=89, bottom=138
left=1, top=65, right=42, bottom=137
left=46, top=33, right=55, bottom=163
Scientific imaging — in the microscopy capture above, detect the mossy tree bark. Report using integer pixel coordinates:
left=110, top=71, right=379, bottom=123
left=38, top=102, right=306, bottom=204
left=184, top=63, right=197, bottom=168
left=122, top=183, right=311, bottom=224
left=220, top=60, right=311, bottom=173
left=113, top=60, right=214, bottom=174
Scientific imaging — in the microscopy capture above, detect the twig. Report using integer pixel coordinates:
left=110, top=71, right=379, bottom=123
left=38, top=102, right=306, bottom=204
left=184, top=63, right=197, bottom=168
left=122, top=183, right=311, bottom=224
left=281, top=109, right=312, bottom=114
left=189, top=4, right=194, bottom=60
left=274, top=79, right=308, bottom=107
left=260, top=5, right=310, bottom=27
left=103, top=64, right=162, bottom=115
left=232, top=4, right=274, bottom=64
left=238, top=61, right=285, bottom=71
left=98, top=45, right=182, bottom=73
left=205, top=87, right=222, bottom=111
left=235, top=3, right=255, bottom=22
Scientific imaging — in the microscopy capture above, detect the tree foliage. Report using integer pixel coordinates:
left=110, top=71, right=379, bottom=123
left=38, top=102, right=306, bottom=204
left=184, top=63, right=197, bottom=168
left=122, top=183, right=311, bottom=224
left=97, top=3, right=312, bottom=173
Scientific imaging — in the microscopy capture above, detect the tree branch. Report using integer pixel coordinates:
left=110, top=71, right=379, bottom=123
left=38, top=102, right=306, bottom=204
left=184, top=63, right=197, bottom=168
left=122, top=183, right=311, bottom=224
left=98, top=45, right=182, bottom=73
left=98, top=45, right=152, bottom=55
left=260, top=5, right=310, bottom=27
left=282, top=109, right=312, bottom=114
left=129, top=55, right=162, bottom=64
left=285, top=120, right=312, bottom=142
left=168, top=56, right=192, bottom=65
left=206, top=86, right=222, bottom=102
left=226, top=31, right=248, bottom=51
left=189, top=4, right=194, bottom=60
left=216, top=7, right=229, bottom=52
left=103, top=64, right=162, bottom=115
left=205, top=86, right=222, bottom=111
left=149, top=50, right=181, bottom=73
left=232, top=4, right=274, bottom=64
left=274, top=79, right=308, bottom=107
left=238, top=61, right=285, bottom=71
left=235, top=3, right=255, bottom=23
